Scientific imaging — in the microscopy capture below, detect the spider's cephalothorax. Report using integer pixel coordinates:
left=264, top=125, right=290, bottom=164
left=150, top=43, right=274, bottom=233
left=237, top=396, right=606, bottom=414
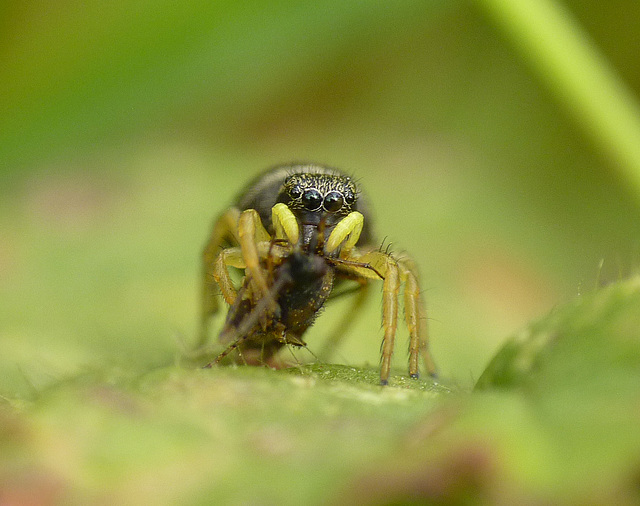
left=276, top=172, right=358, bottom=252
left=234, top=164, right=373, bottom=253
left=200, top=163, right=436, bottom=385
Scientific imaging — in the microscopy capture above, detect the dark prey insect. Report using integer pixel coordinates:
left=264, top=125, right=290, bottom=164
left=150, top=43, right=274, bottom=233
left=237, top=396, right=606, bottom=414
left=199, top=163, right=436, bottom=385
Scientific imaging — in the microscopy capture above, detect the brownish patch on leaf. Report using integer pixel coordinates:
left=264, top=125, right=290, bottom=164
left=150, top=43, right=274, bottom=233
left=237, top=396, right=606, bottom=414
left=335, top=442, right=496, bottom=505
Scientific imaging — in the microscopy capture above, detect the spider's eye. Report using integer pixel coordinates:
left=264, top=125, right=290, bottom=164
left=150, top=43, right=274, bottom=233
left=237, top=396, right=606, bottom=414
left=344, top=189, right=356, bottom=205
left=302, top=188, right=323, bottom=211
left=289, top=185, right=302, bottom=199
left=323, top=191, right=344, bottom=212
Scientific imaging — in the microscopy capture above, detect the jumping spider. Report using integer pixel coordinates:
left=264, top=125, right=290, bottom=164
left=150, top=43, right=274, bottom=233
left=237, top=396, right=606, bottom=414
left=200, top=163, right=436, bottom=385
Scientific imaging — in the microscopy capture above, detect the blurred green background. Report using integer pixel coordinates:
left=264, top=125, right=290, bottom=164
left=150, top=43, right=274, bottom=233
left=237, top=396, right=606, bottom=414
left=2, top=0, right=640, bottom=396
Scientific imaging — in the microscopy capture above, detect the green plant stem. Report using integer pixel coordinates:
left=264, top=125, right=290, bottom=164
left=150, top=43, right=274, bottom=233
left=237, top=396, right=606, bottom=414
left=475, top=0, right=640, bottom=202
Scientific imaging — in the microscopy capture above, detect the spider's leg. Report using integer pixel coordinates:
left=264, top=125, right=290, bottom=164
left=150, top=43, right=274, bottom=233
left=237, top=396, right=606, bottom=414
left=200, top=207, right=241, bottom=345
left=237, top=209, right=273, bottom=299
left=343, top=248, right=437, bottom=383
left=379, top=257, right=400, bottom=385
left=343, top=250, right=400, bottom=385
left=212, top=247, right=246, bottom=306
left=398, top=256, right=437, bottom=378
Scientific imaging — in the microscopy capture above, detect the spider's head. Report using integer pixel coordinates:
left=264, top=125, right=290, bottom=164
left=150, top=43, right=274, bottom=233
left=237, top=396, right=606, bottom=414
left=276, top=172, right=358, bottom=227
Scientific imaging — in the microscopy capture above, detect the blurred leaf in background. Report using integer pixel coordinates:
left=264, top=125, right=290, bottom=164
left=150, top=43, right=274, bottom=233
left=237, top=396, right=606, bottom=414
left=2, top=0, right=640, bottom=388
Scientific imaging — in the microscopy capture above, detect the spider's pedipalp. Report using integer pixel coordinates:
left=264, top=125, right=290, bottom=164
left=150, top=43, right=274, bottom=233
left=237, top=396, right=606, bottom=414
left=324, top=211, right=364, bottom=256
left=272, top=203, right=300, bottom=244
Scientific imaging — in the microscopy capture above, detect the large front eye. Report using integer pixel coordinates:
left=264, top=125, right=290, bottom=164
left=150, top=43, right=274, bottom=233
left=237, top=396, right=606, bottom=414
left=302, top=188, right=323, bottom=210
left=323, top=191, right=344, bottom=212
